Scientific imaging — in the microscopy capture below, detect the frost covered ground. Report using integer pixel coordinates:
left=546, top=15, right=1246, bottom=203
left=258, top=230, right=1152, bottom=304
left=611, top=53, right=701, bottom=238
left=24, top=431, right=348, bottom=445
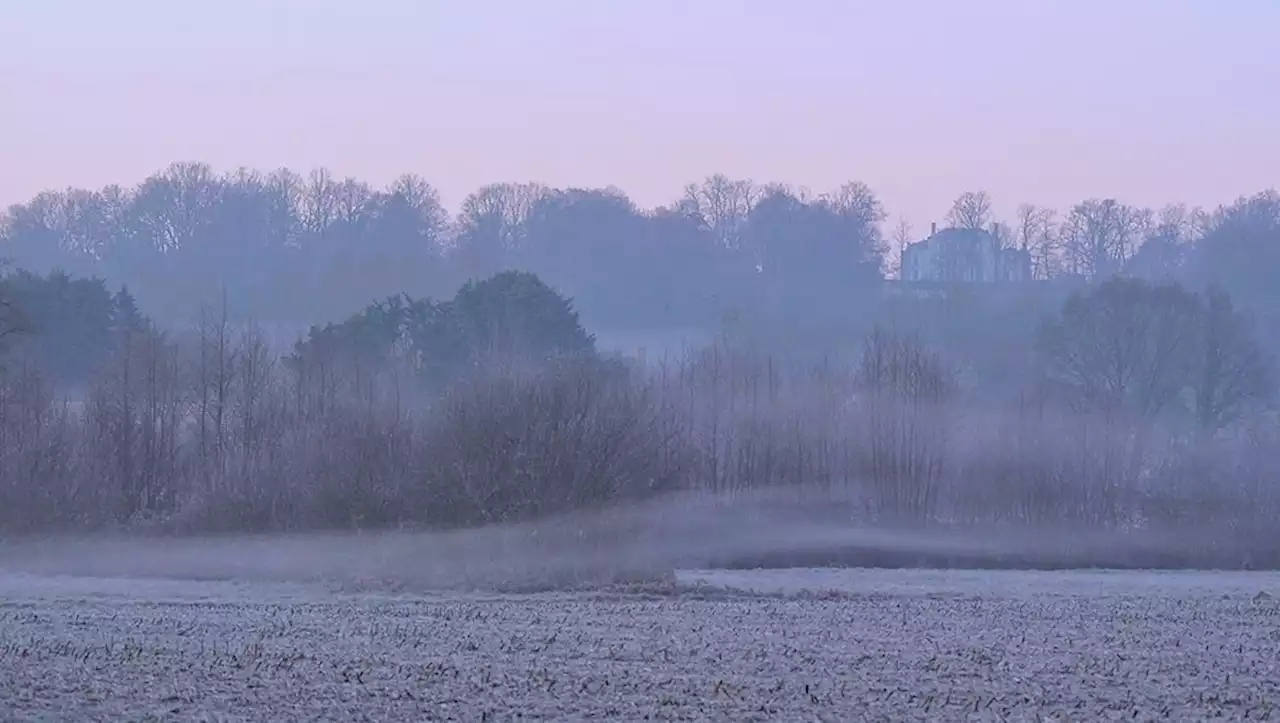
left=3, top=567, right=1280, bottom=721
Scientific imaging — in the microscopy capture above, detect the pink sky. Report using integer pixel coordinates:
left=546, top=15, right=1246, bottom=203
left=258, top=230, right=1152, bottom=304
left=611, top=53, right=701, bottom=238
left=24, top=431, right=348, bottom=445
left=2, top=0, right=1277, bottom=230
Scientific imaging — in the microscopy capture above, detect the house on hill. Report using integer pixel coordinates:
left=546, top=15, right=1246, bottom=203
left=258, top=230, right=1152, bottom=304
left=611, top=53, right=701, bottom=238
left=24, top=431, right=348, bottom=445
left=900, top=224, right=1031, bottom=283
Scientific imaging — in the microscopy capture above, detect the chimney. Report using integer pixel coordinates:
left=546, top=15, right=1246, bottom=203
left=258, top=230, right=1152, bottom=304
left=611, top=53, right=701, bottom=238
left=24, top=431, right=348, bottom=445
left=930, top=221, right=937, bottom=236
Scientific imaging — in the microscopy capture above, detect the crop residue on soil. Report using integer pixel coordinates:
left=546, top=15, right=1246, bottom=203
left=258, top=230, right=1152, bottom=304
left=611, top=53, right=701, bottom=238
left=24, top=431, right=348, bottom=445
left=2, top=568, right=1279, bottom=721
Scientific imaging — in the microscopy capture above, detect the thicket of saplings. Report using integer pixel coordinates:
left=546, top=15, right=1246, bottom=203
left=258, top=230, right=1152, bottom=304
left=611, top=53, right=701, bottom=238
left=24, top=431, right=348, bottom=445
left=1, top=286, right=1277, bottom=570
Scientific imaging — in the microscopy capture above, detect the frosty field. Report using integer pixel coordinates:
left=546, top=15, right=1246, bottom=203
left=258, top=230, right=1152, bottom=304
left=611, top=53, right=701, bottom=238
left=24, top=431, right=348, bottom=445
left=3, top=566, right=1279, bottom=721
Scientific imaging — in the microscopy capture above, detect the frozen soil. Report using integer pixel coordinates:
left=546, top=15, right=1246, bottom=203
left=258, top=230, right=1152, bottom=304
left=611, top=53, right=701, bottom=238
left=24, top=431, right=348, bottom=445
left=3, top=568, right=1280, bottom=721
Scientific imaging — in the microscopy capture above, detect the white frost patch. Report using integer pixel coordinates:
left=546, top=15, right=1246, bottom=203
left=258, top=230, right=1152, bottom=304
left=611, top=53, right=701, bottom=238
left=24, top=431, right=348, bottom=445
left=676, top=567, right=1280, bottom=600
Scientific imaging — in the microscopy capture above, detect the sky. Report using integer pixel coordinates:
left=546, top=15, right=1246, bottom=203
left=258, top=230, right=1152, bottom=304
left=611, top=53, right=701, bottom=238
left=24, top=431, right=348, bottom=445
left=2, top=0, right=1277, bottom=231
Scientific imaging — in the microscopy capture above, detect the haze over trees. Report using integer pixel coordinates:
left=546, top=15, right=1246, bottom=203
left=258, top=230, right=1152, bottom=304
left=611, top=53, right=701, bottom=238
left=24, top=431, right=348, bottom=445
left=0, top=164, right=1278, bottom=567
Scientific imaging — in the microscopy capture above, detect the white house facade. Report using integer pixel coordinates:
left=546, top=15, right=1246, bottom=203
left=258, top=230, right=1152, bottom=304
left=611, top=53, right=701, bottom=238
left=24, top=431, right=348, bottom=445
left=900, top=226, right=1031, bottom=283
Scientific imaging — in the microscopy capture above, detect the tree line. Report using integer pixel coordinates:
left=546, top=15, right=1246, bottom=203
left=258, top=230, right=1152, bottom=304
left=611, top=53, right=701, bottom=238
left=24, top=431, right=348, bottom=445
left=4, top=163, right=1275, bottom=345
left=0, top=164, right=1278, bottom=567
left=0, top=261, right=1276, bottom=565
left=0, top=270, right=622, bottom=531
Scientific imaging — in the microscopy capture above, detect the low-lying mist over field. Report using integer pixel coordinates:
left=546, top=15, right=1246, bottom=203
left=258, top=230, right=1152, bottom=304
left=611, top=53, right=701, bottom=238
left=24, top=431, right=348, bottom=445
left=2, top=260, right=1279, bottom=574
left=2, top=487, right=1276, bottom=598
left=6, top=489, right=1280, bottom=718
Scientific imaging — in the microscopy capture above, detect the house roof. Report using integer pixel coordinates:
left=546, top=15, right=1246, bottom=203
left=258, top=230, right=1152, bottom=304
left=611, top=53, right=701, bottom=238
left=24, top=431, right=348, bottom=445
left=904, top=227, right=1030, bottom=257
left=910, top=226, right=996, bottom=249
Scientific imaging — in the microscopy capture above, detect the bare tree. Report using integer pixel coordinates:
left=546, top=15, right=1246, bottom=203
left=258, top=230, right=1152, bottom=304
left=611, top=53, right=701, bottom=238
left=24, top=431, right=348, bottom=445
left=130, top=161, right=222, bottom=253
left=453, top=182, right=549, bottom=273
left=1196, top=191, right=1280, bottom=309
left=854, top=328, right=954, bottom=518
left=0, top=267, right=28, bottom=353
left=421, top=357, right=692, bottom=525
left=824, top=180, right=888, bottom=259
left=1036, top=278, right=1208, bottom=510
left=194, top=293, right=237, bottom=495
left=988, top=220, right=1015, bottom=249
left=299, top=167, right=340, bottom=238
left=334, top=177, right=373, bottom=227
left=1125, top=204, right=1204, bottom=280
left=0, top=359, right=77, bottom=530
left=1015, top=204, right=1059, bottom=279
left=263, top=167, right=304, bottom=249
left=1038, top=278, right=1201, bottom=421
left=826, top=182, right=886, bottom=226
left=682, top=174, right=760, bottom=248
left=2, top=191, right=64, bottom=263
left=1060, top=199, right=1150, bottom=278
left=234, top=324, right=277, bottom=485
left=888, top=217, right=913, bottom=279
left=1193, top=288, right=1273, bottom=435
left=58, top=187, right=128, bottom=263
left=946, top=191, right=994, bottom=230
left=386, top=173, right=451, bottom=248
